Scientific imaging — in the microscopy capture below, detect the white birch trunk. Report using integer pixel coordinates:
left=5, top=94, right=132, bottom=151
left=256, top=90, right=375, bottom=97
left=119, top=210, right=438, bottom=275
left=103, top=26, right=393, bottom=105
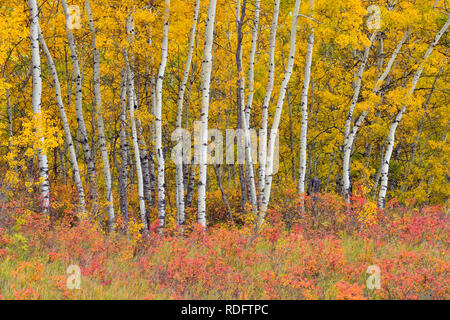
left=137, top=120, right=152, bottom=221
left=123, top=49, right=148, bottom=232
left=118, top=70, right=129, bottom=231
left=258, top=0, right=280, bottom=206
left=345, top=29, right=411, bottom=175
left=28, top=0, right=50, bottom=215
left=236, top=0, right=257, bottom=214
left=198, top=0, right=218, bottom=228
left=85, top=0, right=115, bottom=229
left=245, top=0, right=260, bottom=121
left=155, top=0, right=170, bottom=234
left=38, top=28, right=86, bottom=214
left=60, top=0, right=97, bottom=203
left=297, top=0, right=315, bottom=197
left=378, top=16, right=450, bottom=208
left=342, top=32, right=376, bottom=200
left=175, top=0, right=200, bottom=229
left=260, top=0, right=301, bottom=222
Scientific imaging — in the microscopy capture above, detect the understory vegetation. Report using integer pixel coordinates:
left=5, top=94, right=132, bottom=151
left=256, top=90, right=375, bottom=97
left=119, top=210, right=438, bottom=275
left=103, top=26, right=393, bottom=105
left=0, top=187, right=448, bottom=300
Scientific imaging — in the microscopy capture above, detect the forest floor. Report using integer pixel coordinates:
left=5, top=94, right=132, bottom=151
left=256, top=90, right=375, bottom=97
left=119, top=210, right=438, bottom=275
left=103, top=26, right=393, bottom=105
left=0, top=188, right=448, bottom=300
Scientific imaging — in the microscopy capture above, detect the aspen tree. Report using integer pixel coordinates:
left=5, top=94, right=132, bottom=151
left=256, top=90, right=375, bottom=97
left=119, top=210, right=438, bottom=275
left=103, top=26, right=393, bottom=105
left=118, top=70, right=129, bottom=231
left=260, top=0, right=302, bottom=222
left=297, top=0, right=315, bottom=199
left=258, top=0, right=280, bottom=206
left=236, top=0, right=257, bottom=214
left=378, top=16, right=450, bottom=209
left=343, top=29, right=410, bottom=201
left=60, top=0, right=97, bottom=204
left=198, top=0, right=218, bottom=228
left=341, top=32, right=376, bottom=201
left=245, top=0, right=260, bottom=121
left=28, top=0, right=50, bottom=215
left=85, top=0, right=115, bottom=229
left=123, top=49, right=148, bottom=232
left=38, top=28, right=86, bottom=214
left=155, top=0, right=170, bottom=234
left=175, top=0, right=200, bottom=230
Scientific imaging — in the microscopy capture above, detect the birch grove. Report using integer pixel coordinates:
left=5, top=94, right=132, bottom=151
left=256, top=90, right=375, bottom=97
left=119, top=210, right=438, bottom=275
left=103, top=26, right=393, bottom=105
left=1, top=0, right=448, bottom=240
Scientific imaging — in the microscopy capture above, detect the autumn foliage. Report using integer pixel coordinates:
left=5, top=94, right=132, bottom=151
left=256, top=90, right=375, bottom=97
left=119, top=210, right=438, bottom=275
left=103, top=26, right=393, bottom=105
left=0, top=0, right=448, bottom=301
left=0, top=187, right=448, bottom=300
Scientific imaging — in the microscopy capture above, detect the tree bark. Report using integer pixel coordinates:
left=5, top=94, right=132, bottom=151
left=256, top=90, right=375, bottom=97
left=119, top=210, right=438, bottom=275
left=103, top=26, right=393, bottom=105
left=260, top=0, right=301, bottom=223
left=60, top=0, right=98, bottom=205
left=155, top=0, right=170, bottom=234
left=258, top=0, right=280, bottom=208
left=85, top=0, right=115, bottom=230
left=198, top=0, right=218, bottom=228
left=175, top=0, right=200, bottom=230
left=28, top=0, right=50, bottom=216
left=123, top=49, right=148, bottom=232
left=342, top=32, right=376, bottom=201
left=38, top=28, right=86, bottom=214
left=297, top=1, right=315, bottom=199
left=236, top=0, right=257, bottom=214
left=118, top=70, right=129, bottom=232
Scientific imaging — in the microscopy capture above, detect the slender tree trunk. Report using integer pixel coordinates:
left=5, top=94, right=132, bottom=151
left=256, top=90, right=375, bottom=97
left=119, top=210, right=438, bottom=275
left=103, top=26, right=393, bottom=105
left=28, top=0, right=50, bottom=215
left=61, top=0, right=98, bottom=205
left=260, top=0, right=301, bottom=223
left=198, top=0, right=218, bottom=228
left=137, top=120, right=152, bottom=226
left=325, top=150, right=336, bottom=192
left=85, top=0, right=115, bottom=230
left=123, top=49, right=148, bottom=232
left=235, top=1, right=247, bottom=214
left=148, top=75, right=157, bottom=208
left=175, top=0, right=200, bottom=230
left=155, top=0, right=170, bottom=234
left=245, top=0, right=260, bottom=123
left=297, top=1, right=315, bottom=199
left=371, top=142, right=385, bottom=198
left=118, top=70, right=129, bottom=232
left=343, top=29, right=410, bottom=200
left=378, top=17, right=450, bottom=208
left=236, top=0, right=257, bottom=214
left=185, top=160, right=196, bottom=208
left=38, top=28, right=86, bottom=214
left=212, top=162, right=233, bottom=223
left=342, top=32, right=376, bottom=200
left=258, top=0, right=280, bottom=206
